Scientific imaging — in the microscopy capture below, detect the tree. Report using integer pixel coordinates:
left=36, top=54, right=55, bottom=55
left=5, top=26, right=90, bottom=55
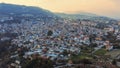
left=112, top=59, right=116, bottom=65
left=47, top=30, right=53, bottom=36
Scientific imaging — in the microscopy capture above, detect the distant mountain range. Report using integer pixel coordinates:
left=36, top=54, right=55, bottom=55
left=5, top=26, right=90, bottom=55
left=56, top=12, right=98, bottom=19
left=56, top=13, right=118, bottom=22
left=0, top=3, right=118, bottom=23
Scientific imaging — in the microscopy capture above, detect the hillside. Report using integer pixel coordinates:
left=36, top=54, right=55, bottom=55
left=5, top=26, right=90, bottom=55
left=0, top=3, right=55, bottom=17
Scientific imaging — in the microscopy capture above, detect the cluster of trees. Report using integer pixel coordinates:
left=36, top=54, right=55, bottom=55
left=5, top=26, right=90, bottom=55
left=23, top=57, right=54, bottom=68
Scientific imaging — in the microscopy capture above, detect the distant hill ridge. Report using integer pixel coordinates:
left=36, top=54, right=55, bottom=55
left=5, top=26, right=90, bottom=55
left=56, top=12, right=113, bottom=19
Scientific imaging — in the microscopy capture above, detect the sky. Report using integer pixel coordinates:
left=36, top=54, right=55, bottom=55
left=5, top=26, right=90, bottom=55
left=0, top=0, right=120, bottom=19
